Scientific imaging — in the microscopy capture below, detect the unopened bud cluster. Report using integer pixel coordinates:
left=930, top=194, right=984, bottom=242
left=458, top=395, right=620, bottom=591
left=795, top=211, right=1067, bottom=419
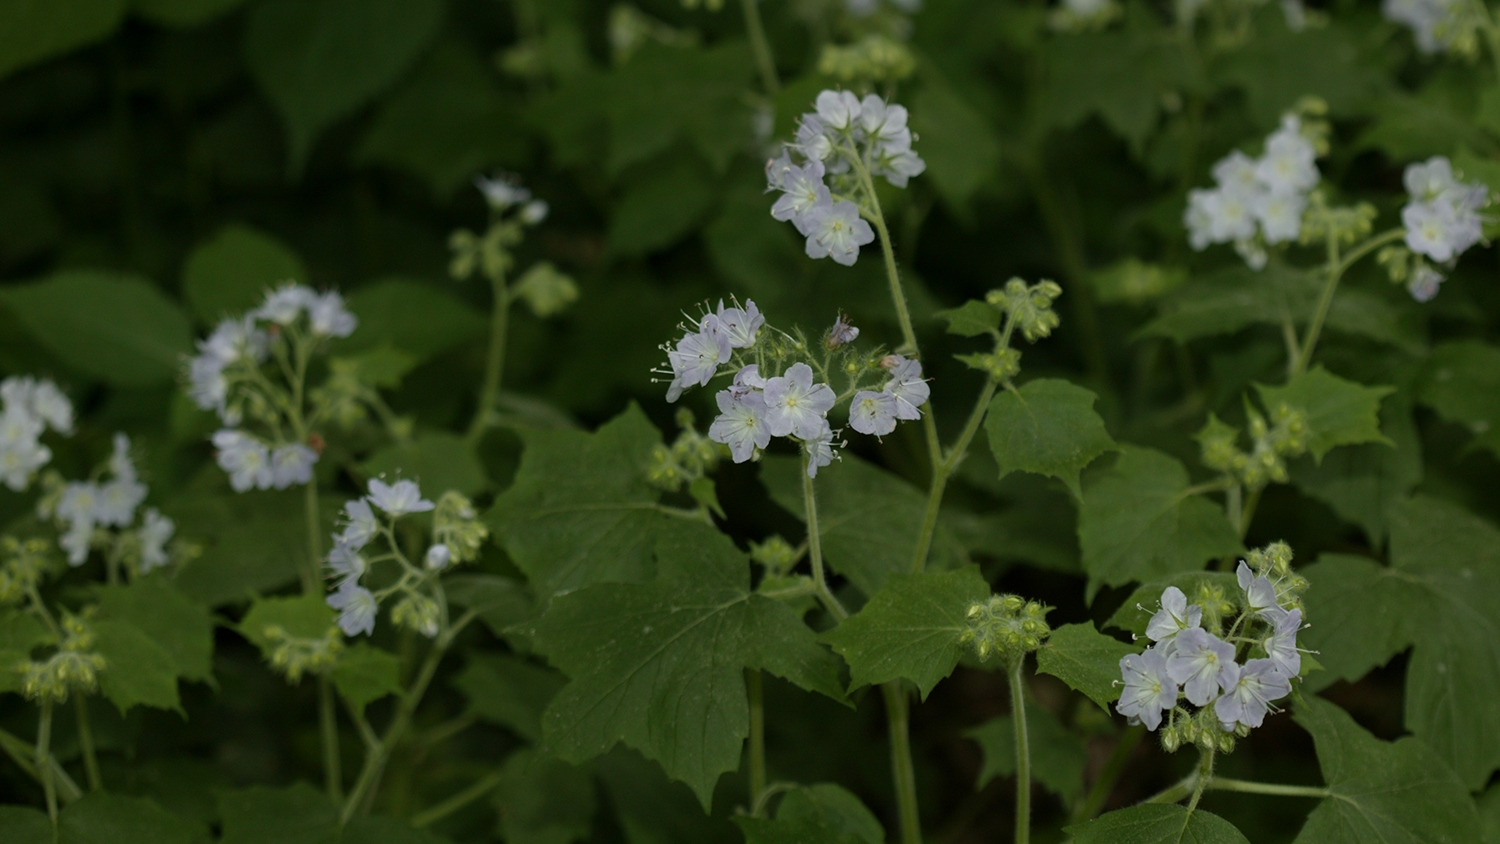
left=0, top=537, right=51, bottom=605
left=265, top=623, right=344, bottom=683
left=19, top=613, right=107, bottom=704
left=817, top=35, right=916, bottom=84
left=648, top=410, right=723, bottom=493
left=750, top=536, right=800, bottom=577
left=431, top=492, right=489, bottom=567
left=986, top=278, right=1064, bottom=343
left=960, top=594, right=1052, bottom=666
left=1197, top=403, right=1308, bottom=490
left=1299, top=191, right=1376, bottom=248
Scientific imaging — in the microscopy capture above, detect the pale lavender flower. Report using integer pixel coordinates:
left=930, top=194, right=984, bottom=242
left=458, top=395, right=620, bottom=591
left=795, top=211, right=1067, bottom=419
left=1215, top=658, right=1291, bottom=730
left=1166, top=627, right=1236, bottom=706
left=883, top=356, right=929, bottom=421
left=795, top=116, right=833, bottom=163
left=665, top=324, right=730, bottom=403
left=709, top=389, right=772, bottom=463
left=763, top=363, right=836, bottom=439
left=475, top=174, right=530, bottom=210
left=340, top=498, right=379, bottom=550
left=804, top=419, right=839, bottom=478
left=1237, top=561, right=1281, bottom=617
left=1115, top=646, right=1178, bottom=731
left=213, top=429, right=273, bottom=492
left=874, top=148, right=926, bottom=189
left=858, top=95, right=912, bottom=154
left=770, top=159, right=830, bottom=235
left=849, top=390, right=898, bottom=437
left=1405, top=156, right=1458, bottom=202
left=328, top=583, right=378, bottom=637
left=803, top=200, right=875, bottom=266
left=367, top=478, right=434, bottom=516
left=425, top=544, right=452, bottom=571
left=825, top=314, right=859, bottom=348
left=1144, top=586, right=1202, bottom=654
left=730, top=365, right=767, bottom=398
left=1263, top=608, right=1303, bottom=676
left=815, top=90, right=862, bottom=132
left=307, top=291, right=358, bottom=338
left=716, top=300, right=764, bottom=349
left=327, top=539, right=366, bottom=587
left=271, top=444, right=318, bottom=489
left=1407, top=265, right=1445, bottom=302
left=138, top=508, right=175, bottom=572
left=254, top=283, right=316, bottom=325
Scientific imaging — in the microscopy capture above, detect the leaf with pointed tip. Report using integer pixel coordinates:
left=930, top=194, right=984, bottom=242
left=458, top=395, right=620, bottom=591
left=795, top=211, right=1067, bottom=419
left=935, top=300, right=1000, bottom=337
left=1066, top=804, right=1248, bottom=843
left=330, top=643, right=400, bottom=712
left=968, top=702, right=1088, bottom=802
left=1255, top=366, right=1393, bottom=462
left=453, top=653, right=565, bottom=742
left=1078, top=447, right=1243, bottom=591
left=95, top=578, right=214, bottom=684
left=491, top=748, right=596, bottom=844
left=94, top=619, right=182, bottom=715
left=1291, top=394, right=1421, bottom=546
left=531, top=521, right=845, bottom=807
left=1035, top=622, right=1137, bottom=713
left=181, top=224, right=307, bottom=325
left=1292, top=696, right=1481, bottom=844
left=985, top=379, right=1116, bottom=498
left=734, top=783, right=883, bottom=844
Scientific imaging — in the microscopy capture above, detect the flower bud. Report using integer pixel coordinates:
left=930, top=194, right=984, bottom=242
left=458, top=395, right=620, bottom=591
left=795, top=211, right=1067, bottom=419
left=424, top=544, right=451, bottom=571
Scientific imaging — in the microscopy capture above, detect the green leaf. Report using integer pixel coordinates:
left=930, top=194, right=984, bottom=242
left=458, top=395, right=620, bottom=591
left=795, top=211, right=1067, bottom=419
left=1090, top=259, right=1186, bottom=305
left=58, top=792, right=201, bottom=844
left=735, top=783, right=884, bottom=844
left=1104, top=572, right=1240, bottom=638
left=688, top=477, right=725, bottom=520
left=443, top=574, right=533, bottom=640
left=93, top=618, right=182, bottom=715
left=934, top=300, right=1000, bottom=337
left=453, top=653, right=566, bottom=742
left=131, top=0, right=246, bottom=28
left=361, top=432, right=487, bottom=497
left=0, top=610, right=50, bottom=694
left=1035, top=622, right=1137, bottom=712
left=0, top=805, right=51, bottom=844
left=330, top=643, right=401, bottom=711
left=94, top=578, right=214, bottom=684
left=1292, top=696, right=1481, bottom=844
left=1077, top=447, right=1243, bottom=591
left=492, top=748, right=596, bottom=844
left=1479, top=784, right=1500, bottom=844
left=594, top=748, right=741, bottom=844
left=1291, top=394, right=1421, bottom=546
left=339, top=277, right=486, bottom=364
left=181, top=224, right=307, bottom=325
left=603, top=42, right=753, bottom=176
left=166, top=482, right=310, bottom=606
left=1066, top=804, right=1249, bottom=843
left=488, top=404, right=666, bottom=600
left=530, top=521, right=844, bottom=807
left=0, top=0, right=125, bottom=81
left=1255, top=366, right=1393, bottom=462
left=1419, top=341, right=1500, bottom=457
left=343, top=817, right=454, bottom=844
left=217, top=783, right=337, bottom=844
left=820, top=567, right=989, bottom=699
left=968, top=702, right=1088, bottom=802
left=0, top=271, right=192, bottom=386
left=1215, top=13, right=1385, bottom=125
left=606, top=156, right=717, bottom=258
left=985, top=379, right=1115, bottom=498
left=237, top=594, right=335, bottom=657
left=911, top=71, right=1001, bottom=210
left=761, top=453, right=966, bottom=598
left=356, top=41, right=528, bottom=199
left=243, top=0, right=444, bottom=174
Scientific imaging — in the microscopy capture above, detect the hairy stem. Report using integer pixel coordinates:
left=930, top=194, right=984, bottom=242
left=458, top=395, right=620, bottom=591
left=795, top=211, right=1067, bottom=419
left=38, top=701, right=56, bottom=824
left=1205, top=777, right=1329, bottom=798
left=911, top=378, right=997, bottom=572
left=411, top=768, right=506, bottom=828
left=801, top=460, right=847, bottom=621
left=74, top=696, right=101, bottom=792
left=1010, top=661, right=1031, bottom=844
left=1072, top=724, right=1144, bottom=823
left=1184, top=745, right=1215, bottom=816
left=881, top=682, right=923, bottom=844
left=747, top=668, right=767, bottom=813
left=739, top=0, right=779, bottom=96
left=468, top=269, right=511, bottom=444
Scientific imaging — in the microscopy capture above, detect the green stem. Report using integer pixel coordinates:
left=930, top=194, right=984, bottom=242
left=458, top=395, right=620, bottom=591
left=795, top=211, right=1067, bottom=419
left=881, top=682, right=923, bottom=844
left=74, top=696, right=101, bottom=792
left=301, top=466, right=323, bottom=594
left=0, top=727, right=81, bottom=804
left=1072, top=724, right=1144, bottom=823
left=467, top=269, right=511, bottom=445
left=802, top=460, right=847, bottom=621
left=1143, top=774, right=1197, bottom=805
left=319, top=675, right=343, bottom=802
left=1291, top=228, right=1404, bottom=376
left=856, top=162, right=920, bottom=358
left=1184, top=745, right=1215, bottom=816
left=739, top=0, right=780, bottom=96
left=410, top=768, right=506, bottom=828
left=911, top=379, right=997, bottom=572
left=747, top=668, right=767, bottom=813
left=38, top=701, right=56, bottom=824
left=1239, top=485, right=1262, bottom=541
left=1205, top=777, right=1329, bottom=798
left=1010, top=661, right=1030, bottom=844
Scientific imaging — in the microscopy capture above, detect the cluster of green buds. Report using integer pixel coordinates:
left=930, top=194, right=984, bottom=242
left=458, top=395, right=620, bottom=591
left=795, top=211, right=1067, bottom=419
left=1048, top=0, right=1120, bottom=32
left=946, top=277, right=1063, bottom=383
left=1243, top=541, right=1308, bottom=613
left=1300, top=191, right=1377, bottom=248
left=1160, top=706, right=1240, bottom=755
left=647, top=410, right=723, bottom=493
left=750, top=536, right=800, bottom=578
left=960, top=594, right=1052, bottom=667
left=511, top=262, right=580, bottom=318
left=19, top=613, right=106, bottom=704
left=817, top=34, right=916, bottom=84
left=264, top=623, right=344, bottom=683
left=310, top=357, right=409, bottom=436
left=392, top=593, right=442, bottom=639
left=989, top=278, right=1064, bottom=343
left=431, top=492, right=489, bottom=566
left=1197, top=402, right=1308, bottom=490
left=0, top=537, right=51, bottom=605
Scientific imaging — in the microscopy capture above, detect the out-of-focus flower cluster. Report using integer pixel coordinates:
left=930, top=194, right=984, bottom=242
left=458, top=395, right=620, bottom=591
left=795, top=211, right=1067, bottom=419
left=0, top=376, right=72, bottom=492
left=1383, top=0, right=1484, bottom=56
left=37, top=434, right=176, bottom=574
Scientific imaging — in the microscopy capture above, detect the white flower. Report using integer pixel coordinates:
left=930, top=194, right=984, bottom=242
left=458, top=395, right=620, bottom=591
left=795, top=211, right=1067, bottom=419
left=716, top=300, right=764, bottom=349
left=327, top=539, right=366, bottom=587
left=1237, top=561, right=1281, bottom=617
left=874, top=148, right=927, bottom=189
left=1166, top=627, right=1236, bottom=706
left=804, top=419, right=840, bottom=478
left=0, top=440, right=51, bottom=491
left=138, top=508, right=175, bottom=573
left=763, top=363, right=836, bottom=440
left=327, top=583, right=378, bottom=637
left=1115, top=646, right=1178, bottom=731
left=1254, top=190, right=1306, bottom=245
left=1405, top=156, right=1458, bottom=202
left=814, top=89, right=862, bottom=132
left=1407, top=265, right=1445, bottom=302
left=108, top=433, right=137, bottom=484
left=858, top=96, right=913, bottom=154
left=57, top=482, right=102, bottom=530
left=367, top=478, right=435, bottom=516
left=1184, top=189, right=1218, bottom=251
left=802, top=199, right=876, bottom=266
left=849, top=390, right=898, bottom=437
left=1, top=377, right=73, bottom=435
left=665, top=318, right=732, bottom=402
left=1263, top=608, right=1304, bottom=676
left=475, top=174, right=531, bottom=210
left=1206, top=188, right=1259, bottom=244
left=708, top=389, right=771, bottom=463
left=60, top=519, right=93, bottom=567
left=340, top=498, right=379, bottom=550
left=883, top=356, right=929, bottom=421
left=307, top=291, right=357, bottom=338
left=271, top=444, right=318, bottom=489
left=1212, top=150, right=1260, bottom=195
left=1214, top=658, right=1291, bottom=729
left=1402, top=181, right=1485, bottom=263
left=1144, top=586, right=1202, bottom=653
left=1254, top=117, right=1319, bottom=194
left=425, top=544, right=452, bottom=571
left=519, top=200, right=549, bottom=225
left=96, top=478, right=147, bottom=528
left=770, top=158, right=830, bottom=235
left=1383, top=0, right=1464, bottom=53
left=795, top=115, right=834, bottom=162
left=213, top=429, right=273, bottom=492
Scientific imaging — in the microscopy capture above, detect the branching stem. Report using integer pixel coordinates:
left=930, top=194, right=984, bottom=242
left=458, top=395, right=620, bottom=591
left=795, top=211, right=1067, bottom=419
left=469, top=269, right=511, bottom=444
left=1010, top=661, right=1031, bottom=844
left=410, top=768, right=506, bottom=828
left=739, top=0, right=779, bottom=96
left=37, top=701, right=56, bottom=825
left=74, top=696, right=101, bottom=792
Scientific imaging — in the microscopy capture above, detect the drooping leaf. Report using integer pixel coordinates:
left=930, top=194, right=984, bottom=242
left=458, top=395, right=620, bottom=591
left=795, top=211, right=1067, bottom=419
left=243, top=0, right=445, bottom=173
left=734, top=783, right=884, bottom=844
left=339, top=277, right=486, bottom=364
left=968, top=701, right=1088, bottom=802
left=166, top=481, right=314, bottom=606
left=58, top=792, right=202, bottom=844
left=93, top=618, right=183, bottom=715
left=330, top=643, right=401, bottom=711
left=453, top=653, right=566, bottom=742
left=1066, top=804, right=1249, bottom=844
left=1418, top=340, right=1500, bottom=457
left=820, top=566, right=990, bottom=699
left=488, top=404, right=666, bottom=600
left=935, top=300, right=1000, bottom=337
left=217, top=783, right=337, bottom=844
left=606, top=155, right=717, bottom=258
left=529, top=520, right=844, bottom=807
left=491, top=748, right=596, bottom=844
left=1077, top=447, right=1243, bottom=591
left=0, top=271, right=193, bottom=386
left=361, top=432, right=487, bottom=497
left=594, top=748, right=741, bottom=844
left=1292, top=696, right=1481, bottom=844
left=985, top=378, right=1116, bottom=498
left=0, top=0, right=126, bottom=82
left=1035, top=622, right=1137, bottom=712
left=1255, top=366, right=1393, bottom=462
left=1298, top=553, right=1416, bottom=694
left=181, top=224, right=308, bottom=325
left=94, top=578, right=214, bottom=684
left=761, top=454, right=967, bottom=598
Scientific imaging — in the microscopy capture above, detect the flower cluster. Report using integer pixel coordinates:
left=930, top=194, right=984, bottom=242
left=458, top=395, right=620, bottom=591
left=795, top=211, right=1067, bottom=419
left=1185, top=113, right=1323, bottom=269
left=450, top=175, right=549, bottom=283
left=1396, top=156, right=1488, bottom=301
left=1116, top=543, right=1310, bottom=751
left=1197, top=402, right=1309, bottom=492
left=767, top=90, right=925, bottom=266
left=188, top=283, right=359, bottom=493
left=38, top=434, right=176, bottom=575
left=960, top=594, right=1053, bottom=667
left=1383, top=0, right=1482, bottom=55
left=1049, top=0, right=1121, bottom=31
left=0, top=376, right=72, bottom=491
left=325, top=479, right=486, bottom=639
left=18, top=612, right=107, bottom=704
